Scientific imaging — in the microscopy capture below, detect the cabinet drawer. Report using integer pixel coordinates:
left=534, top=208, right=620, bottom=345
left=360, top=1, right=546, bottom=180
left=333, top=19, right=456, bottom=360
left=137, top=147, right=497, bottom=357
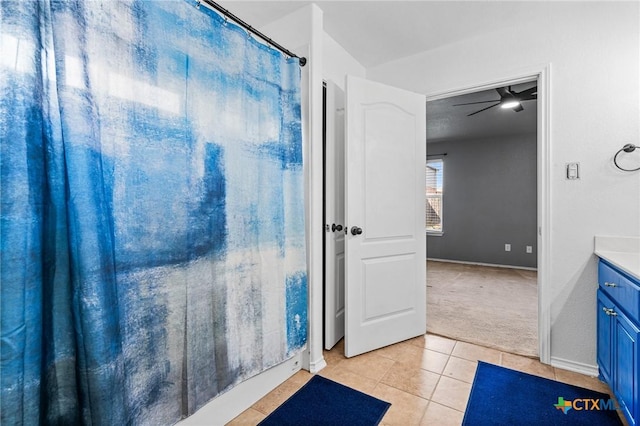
left=600, top=261, right=640, bottom=320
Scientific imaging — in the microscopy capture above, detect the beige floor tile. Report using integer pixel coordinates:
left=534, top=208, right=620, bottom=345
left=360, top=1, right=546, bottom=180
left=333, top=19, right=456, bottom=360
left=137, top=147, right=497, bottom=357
left=451, top=341, right=501, bottom=364
left=406, top=334, right=428, bottom=349
left=423, top=334, right=457, bottom=355
left=500, top=353, right=555, bottom=380
left=226, top=408, right=266, bottom=425
left=323, top=347, right=345, bottom=366
left=287, top=369, right=314, bottom=385
left=430, top=376, right=472, bottom=412
left=419, top=401, right=464, bottom=426
left=554, top=368, right=610, bottom=394
left=393, top=346, right=450, bottom=374
left=380, top=362, right=441, bottom=399
left=323, top=340, right=347, bottom=366
left=372, top=383, right=429, bottom=425
left=318, top=365, right=378, bottom=394
left=380, top=342, right=424, bottom=362
left=251, top=378, right=307, bottom=414
left=337, top=351, right=396, bottom=381
left=442, top=356, right=478, bottom=383
left=247, top=336, right=622, bottom=426
left=418, top=349, right=451, bottom=374
left=374, top=340, right=415, bottom=361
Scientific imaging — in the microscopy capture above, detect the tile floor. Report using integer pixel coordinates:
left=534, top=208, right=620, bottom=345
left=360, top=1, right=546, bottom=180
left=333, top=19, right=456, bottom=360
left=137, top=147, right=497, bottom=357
left=227, top=334, right=620, bottom=425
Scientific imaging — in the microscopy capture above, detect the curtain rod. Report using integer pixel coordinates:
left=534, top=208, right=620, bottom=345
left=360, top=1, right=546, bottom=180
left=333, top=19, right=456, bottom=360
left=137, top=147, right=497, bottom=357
left=198, top=0, right=307, bottom=67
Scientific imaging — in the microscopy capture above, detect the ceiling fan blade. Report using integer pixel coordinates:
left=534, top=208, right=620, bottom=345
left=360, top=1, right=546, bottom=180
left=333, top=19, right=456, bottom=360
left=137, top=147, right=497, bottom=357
left=467, top=102, right=500, bottom=116
left=453, top=100, right=501, bottom=106
left=514, top=86, right=537, bottom=97
left=495, top=87, right=511, bottom=98
left=512, top=104, right=524, bottom=112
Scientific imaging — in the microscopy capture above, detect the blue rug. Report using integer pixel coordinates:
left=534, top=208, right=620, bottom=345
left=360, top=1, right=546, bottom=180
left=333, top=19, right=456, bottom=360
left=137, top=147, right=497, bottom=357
left=463, top=361, right=624, bottom=425
left=258, top=375, right=390, bottom=426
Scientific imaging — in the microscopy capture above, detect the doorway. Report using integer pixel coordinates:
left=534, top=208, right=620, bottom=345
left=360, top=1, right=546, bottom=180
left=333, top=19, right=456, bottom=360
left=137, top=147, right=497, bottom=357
left=317, top=69, right=550, bottom=365
left=422, top=68, right=551, bottom=364
left=425, top=80, right=539, bottom=357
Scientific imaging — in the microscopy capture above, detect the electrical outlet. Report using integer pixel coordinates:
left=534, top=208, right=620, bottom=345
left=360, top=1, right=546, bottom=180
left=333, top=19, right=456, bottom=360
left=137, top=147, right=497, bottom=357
left=505, top=244, right=511, bottom=252
left=526, top=245, right=533, bottom=254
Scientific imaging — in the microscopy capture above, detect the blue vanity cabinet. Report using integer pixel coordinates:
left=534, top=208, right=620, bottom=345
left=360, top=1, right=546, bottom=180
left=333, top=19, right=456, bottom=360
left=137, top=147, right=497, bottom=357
left=597, top=260, right=640, bottom=426
left=614, top=310, right=639, bottom=426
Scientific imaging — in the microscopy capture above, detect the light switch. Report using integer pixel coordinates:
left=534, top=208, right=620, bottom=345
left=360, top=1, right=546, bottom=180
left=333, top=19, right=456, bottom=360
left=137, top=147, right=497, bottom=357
left=566, top=163, right=580, bottom=180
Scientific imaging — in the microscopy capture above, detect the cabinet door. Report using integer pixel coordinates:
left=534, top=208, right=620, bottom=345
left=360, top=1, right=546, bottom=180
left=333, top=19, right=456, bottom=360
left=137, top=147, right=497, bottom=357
left=613, top=310, right=639, bottom=426
left=597, top=290, right=613, bottom=383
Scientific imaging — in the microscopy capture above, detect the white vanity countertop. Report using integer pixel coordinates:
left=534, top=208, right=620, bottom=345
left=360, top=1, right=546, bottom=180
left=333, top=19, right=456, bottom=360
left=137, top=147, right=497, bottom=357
left=594, top=236, right=640, bottom=281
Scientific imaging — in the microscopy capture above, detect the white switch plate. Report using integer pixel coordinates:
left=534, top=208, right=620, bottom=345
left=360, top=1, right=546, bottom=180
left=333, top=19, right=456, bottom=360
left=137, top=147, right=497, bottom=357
left=505, top=244, right=511, bottom=252
left=526, top=245, right=533, bottom=253
left=566, top=162, right=580, bottom=180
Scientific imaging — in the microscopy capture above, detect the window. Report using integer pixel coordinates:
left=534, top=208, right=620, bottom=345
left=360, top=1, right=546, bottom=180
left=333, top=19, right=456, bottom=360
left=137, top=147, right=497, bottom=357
left=426, top=158, right=443, bottom=234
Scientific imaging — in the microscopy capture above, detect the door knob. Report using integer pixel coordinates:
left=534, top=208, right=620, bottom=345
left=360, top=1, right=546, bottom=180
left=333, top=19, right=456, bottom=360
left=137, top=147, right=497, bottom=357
left=350, top=226, right=363, bottom=235
left=331, top=224, right=343, bottom=232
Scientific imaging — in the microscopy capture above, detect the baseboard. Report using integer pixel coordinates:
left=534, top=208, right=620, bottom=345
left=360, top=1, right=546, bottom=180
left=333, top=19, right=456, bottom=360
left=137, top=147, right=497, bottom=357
left=550, top=356, right=599, bottom=377
left=427, top=257, right=538, bottom=271
left=308, top=355, right=327, bottom=374
left=178, top=352, right=303, bottom=425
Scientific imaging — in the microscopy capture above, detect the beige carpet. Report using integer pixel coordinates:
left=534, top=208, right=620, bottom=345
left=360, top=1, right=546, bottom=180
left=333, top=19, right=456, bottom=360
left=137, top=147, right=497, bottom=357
left=426, top=260, right=538, bottom=357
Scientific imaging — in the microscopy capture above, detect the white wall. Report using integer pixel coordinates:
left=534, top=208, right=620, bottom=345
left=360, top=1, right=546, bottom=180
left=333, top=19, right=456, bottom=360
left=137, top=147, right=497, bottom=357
left=323, top=31, right=366, bottom=88
left=367, top=1, right=640, bottom=368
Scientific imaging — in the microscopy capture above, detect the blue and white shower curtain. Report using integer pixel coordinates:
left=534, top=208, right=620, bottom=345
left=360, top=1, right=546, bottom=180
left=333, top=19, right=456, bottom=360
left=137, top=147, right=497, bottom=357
left=0, top=1, right=307, bottom=424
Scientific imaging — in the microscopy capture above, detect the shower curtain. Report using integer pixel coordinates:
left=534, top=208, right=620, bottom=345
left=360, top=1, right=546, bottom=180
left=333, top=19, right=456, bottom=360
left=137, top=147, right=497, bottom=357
left=0, top=1, right=307, bottom=424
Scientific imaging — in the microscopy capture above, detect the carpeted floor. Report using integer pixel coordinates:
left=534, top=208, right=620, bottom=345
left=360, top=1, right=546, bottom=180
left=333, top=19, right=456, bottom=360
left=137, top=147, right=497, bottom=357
left=427, top=260, right=538, bottom=357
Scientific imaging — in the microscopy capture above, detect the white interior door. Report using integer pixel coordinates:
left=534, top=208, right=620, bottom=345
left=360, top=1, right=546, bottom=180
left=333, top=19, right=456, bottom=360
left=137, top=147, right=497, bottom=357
left=344, top=75, right=426, bottom=358
left=324, top=81, right=346, bottom=350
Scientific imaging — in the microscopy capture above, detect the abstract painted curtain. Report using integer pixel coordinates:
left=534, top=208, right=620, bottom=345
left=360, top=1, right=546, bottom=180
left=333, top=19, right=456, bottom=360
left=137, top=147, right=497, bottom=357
left=0, top=1, right=306, bottom=424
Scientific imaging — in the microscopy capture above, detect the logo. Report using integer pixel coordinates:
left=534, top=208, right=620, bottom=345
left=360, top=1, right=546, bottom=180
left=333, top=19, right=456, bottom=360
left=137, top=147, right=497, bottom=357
left=554, top=397, right=618, bottom=414
left=554, top=397, right=572, bottom=414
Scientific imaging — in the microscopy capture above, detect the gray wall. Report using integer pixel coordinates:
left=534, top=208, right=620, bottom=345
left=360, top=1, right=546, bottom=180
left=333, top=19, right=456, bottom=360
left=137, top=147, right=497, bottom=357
left=427, top=133, right=537, bottom=268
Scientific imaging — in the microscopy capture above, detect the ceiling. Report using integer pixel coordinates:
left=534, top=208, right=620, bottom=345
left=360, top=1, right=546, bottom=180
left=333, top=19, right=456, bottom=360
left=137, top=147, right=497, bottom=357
left=217, top=1, right=549, bottom=68
left=217, top=1, right=540, bottom=141
left=426, top=83, right=537, bottom=143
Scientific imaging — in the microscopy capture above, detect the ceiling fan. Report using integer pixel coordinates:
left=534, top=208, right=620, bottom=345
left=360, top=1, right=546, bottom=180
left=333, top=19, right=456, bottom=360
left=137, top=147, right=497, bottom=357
left=453, top=85, right=538, bottom=116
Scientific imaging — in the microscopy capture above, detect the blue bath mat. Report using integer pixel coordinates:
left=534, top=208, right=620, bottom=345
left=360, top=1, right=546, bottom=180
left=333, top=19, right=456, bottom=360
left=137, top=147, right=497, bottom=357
left=258, top=375, right=390, bottom=426
left=463, top=361, right=624, bottom=425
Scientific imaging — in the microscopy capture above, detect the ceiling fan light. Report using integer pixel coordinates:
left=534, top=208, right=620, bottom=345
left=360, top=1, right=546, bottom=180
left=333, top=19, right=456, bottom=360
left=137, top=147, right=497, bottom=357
left=501, top=99, right=520, bottom=109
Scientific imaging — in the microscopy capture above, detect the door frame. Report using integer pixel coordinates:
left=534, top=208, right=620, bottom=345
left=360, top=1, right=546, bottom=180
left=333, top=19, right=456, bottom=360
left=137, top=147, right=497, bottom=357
left=424, top=64, right=552, bottom=364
